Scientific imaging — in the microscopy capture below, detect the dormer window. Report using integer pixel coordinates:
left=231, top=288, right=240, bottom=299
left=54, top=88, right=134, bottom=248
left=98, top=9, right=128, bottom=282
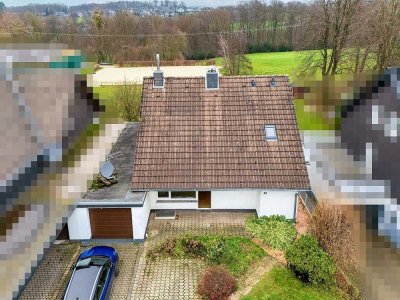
left=264, top=125, right=277, bottom=141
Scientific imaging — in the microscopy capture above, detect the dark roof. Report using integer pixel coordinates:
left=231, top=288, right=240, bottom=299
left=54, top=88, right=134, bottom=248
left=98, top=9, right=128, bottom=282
left=131, top=75, right=310, bottom=190
left=84, top=122, right=139, bottom=200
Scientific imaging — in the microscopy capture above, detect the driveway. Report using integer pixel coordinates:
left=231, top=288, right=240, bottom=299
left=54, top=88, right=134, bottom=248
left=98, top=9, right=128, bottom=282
left=130, top=210, right=254, bottom=300
left=20, top=211, right=254, bottom=300
left=19, top=242, right=142, bottom=300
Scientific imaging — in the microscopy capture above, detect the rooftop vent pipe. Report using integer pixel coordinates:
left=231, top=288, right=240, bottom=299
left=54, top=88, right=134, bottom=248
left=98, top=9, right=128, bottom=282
left=153, top=53, right=164, bottom=88
left=156, top=53, right=160, bottom=70
left=270, top=76, right=276, bottom=87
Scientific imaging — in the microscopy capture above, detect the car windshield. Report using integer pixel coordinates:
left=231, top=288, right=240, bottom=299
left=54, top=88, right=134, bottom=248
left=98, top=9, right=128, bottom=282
left=76, top=256, right=109, bottom=269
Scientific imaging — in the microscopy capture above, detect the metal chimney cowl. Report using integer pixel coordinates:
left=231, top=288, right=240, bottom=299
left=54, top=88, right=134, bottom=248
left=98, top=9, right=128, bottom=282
left=153, top=53, right=164, bottom=88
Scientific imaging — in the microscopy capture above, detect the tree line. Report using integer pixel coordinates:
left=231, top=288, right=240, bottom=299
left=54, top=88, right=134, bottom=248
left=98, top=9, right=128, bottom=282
left=0, top=1, right=307, bottom=62
left=0, top=0, right=398, bottom=74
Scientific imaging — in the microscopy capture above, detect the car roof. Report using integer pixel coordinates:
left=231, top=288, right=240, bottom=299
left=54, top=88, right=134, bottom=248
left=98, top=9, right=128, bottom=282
left=64, top=265, right=102, bottom=300
left=78, top=246, right=117, bottom=262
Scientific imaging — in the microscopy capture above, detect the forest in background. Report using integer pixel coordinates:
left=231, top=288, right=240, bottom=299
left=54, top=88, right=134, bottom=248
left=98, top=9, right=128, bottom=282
left=0, top=0, right=399, bottom=75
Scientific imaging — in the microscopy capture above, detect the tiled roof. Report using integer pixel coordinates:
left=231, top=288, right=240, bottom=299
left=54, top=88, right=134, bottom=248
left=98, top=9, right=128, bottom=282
left=131, top=76, right=310, bottom=190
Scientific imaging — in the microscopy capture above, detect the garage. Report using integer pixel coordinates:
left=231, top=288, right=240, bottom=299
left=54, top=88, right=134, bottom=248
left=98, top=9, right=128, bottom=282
left=89, top=208, right=133, bottom=239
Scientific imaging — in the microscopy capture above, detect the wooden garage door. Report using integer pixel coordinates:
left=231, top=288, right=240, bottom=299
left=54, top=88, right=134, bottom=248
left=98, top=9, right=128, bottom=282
left=89, top=208, right=133, bottom=239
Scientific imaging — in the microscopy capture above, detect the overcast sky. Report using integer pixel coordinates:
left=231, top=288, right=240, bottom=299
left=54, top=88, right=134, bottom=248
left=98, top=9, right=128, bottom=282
left=4, top=0, right=297, bottom=8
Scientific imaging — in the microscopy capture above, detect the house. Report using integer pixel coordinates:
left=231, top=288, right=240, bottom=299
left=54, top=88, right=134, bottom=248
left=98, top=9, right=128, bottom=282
left=68, top=67, right=310, bottom=241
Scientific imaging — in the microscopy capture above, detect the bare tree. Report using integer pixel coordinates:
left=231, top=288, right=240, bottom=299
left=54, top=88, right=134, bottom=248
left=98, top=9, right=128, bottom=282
left=269, top=0, right=285, bottom=46
left=218, top=31, right=252, bottom=75
left=371, top=0, right=400, bottom=70
left=297, top=0, right=361, bottom=76
left=111, top=81, right=142, bottom=122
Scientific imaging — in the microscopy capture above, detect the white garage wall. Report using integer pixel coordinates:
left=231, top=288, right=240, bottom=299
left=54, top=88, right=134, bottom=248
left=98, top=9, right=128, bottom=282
left=259, top=190, right=297, bottom=219
left=68, top=208, right=91, bottom=240
left=132, top=195, right=151, bottom=241
left=211, top=190, right=259, bottom=210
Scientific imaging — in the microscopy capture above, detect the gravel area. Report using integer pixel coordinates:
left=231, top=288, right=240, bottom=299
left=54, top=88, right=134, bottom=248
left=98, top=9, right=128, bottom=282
left=93, top=66, right=220, bottom=85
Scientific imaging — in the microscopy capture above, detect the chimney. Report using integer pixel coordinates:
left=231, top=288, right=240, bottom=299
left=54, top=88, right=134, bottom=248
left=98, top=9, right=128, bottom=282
left=153, top=54, right=164, bottom=88
left=205, top=66, right=219, bottom=90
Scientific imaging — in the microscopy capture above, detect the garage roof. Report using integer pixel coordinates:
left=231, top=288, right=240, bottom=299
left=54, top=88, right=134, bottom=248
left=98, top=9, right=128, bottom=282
left=131, top=76, right=310, bottom=190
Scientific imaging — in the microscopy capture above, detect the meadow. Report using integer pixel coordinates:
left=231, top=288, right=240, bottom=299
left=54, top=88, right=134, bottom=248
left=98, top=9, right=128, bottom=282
left=215, top=50, right=313, bottom=78
left=97, top=50, right=330, bottom=130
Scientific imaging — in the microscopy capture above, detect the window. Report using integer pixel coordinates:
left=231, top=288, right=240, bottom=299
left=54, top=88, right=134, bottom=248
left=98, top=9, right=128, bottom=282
left=94, top=262, right=111, bottom=300
left=171, top=191, right=196, bottom=199
left=157, top=191, right=197, bottom=200
left=158, top=191, right=169, bottom=198
left=264, top=125, right=277, bottom=141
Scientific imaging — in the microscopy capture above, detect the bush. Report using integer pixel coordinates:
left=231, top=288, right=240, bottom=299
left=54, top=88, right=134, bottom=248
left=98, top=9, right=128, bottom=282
left=111, top=81, right=142, bottom=122
left=308, top=202, right=361, bottom=297
left=308, top=202, right=357, bottom=274
left=198, top=266, right=237, bottom=300
left=146, top=238, right=178, bottom=260
left=245, top=215, right=297, bottom=251
left=285, top=234, right=336, bottom=287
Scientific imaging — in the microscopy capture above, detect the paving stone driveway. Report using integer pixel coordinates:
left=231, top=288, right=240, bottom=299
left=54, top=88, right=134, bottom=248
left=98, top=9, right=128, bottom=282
left=130, top=210, right=254, bottom=300
left=20, top=211, right=255, bottom=300
left=19, top=243, right=79, bottom=300
left=19, top=242, right=142, bottom=300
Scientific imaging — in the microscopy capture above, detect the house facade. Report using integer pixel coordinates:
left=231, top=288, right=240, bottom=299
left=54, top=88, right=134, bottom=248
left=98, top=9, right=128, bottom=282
left=68, top=69, right=310, bottom=241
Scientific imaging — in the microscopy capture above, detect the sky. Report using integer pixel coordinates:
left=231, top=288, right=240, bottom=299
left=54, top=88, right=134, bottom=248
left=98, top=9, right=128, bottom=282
left=3, top=0, right=296, bottom=8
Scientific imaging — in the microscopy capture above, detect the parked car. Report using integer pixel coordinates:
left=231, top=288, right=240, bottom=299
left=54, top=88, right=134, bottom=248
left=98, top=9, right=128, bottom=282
left=63, top=246, right=119, bottom=300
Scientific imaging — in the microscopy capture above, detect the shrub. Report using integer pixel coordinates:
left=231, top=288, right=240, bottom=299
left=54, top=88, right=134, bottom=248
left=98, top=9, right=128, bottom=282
left=285, top=234, right=336, bottom=287
left=198, top=266, right=237, bottom=300
left=245, top=215, right=297, bottom=251
left=146, top=238, right=177, bottom=260
left=182, top=238, right=206, bottom=256
left=183, top=236, right=225, bottom=264
left=203, top=238, right=225, bottom=264
left=308, top=202, right=358, bottom=274
left=111, top=81, right=142, bottom=122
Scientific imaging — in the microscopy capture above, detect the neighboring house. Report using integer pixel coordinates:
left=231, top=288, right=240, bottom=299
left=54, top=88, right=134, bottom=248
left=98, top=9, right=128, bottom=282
left=68, top=68, right=310, bottom=241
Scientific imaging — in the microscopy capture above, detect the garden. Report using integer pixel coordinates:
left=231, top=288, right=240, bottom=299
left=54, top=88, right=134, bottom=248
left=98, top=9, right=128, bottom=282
left=145, top=202, right=360, bottom=300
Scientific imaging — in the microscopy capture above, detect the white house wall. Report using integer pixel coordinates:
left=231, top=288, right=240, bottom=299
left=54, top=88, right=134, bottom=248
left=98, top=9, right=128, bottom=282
left=67, top=189, right=299, bottom=241
left=148, top=191, right=198, bottom=210
left=131, top=196, right=151, bottom=241
left=68, top=208, right=91, bottom=240
left=259, top=190, right=297, bottom=219
left=211, top=191, right=259, bottom=210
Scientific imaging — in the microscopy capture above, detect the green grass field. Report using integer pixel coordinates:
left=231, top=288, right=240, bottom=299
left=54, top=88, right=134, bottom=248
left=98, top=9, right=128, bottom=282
left=96, top=51, right=331, bottom=130
left=221, top=50, right=328, bottom=131
left=242, top=266, right=343, bottom=300
left=215, top=50, right=313, bottom=77
left=246, top=51, right=304, bottom=76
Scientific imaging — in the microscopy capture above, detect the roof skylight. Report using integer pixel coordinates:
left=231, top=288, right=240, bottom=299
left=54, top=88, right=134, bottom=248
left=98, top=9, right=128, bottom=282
left=264, top=125, right=277, bottom=141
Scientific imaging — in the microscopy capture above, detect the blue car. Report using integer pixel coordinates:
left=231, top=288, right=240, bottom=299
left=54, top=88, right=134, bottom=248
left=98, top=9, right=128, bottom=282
left=63, top=246, right=119, bottom=300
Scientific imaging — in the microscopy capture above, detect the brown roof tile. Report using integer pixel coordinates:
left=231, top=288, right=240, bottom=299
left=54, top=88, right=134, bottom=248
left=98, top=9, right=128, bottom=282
left=132, top=75, right=310, bottom=190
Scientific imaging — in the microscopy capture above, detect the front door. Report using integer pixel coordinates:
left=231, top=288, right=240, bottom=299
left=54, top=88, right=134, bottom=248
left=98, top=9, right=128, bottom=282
left=198, top=191, right=211, bottom=209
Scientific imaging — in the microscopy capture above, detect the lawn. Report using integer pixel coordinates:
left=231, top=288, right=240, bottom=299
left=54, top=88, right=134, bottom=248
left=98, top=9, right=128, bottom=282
left=242, top=266, right=343, bottom=300
left=93, top=85, right=122, bottom=122
left=215, top=50, right=315, bottom=77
